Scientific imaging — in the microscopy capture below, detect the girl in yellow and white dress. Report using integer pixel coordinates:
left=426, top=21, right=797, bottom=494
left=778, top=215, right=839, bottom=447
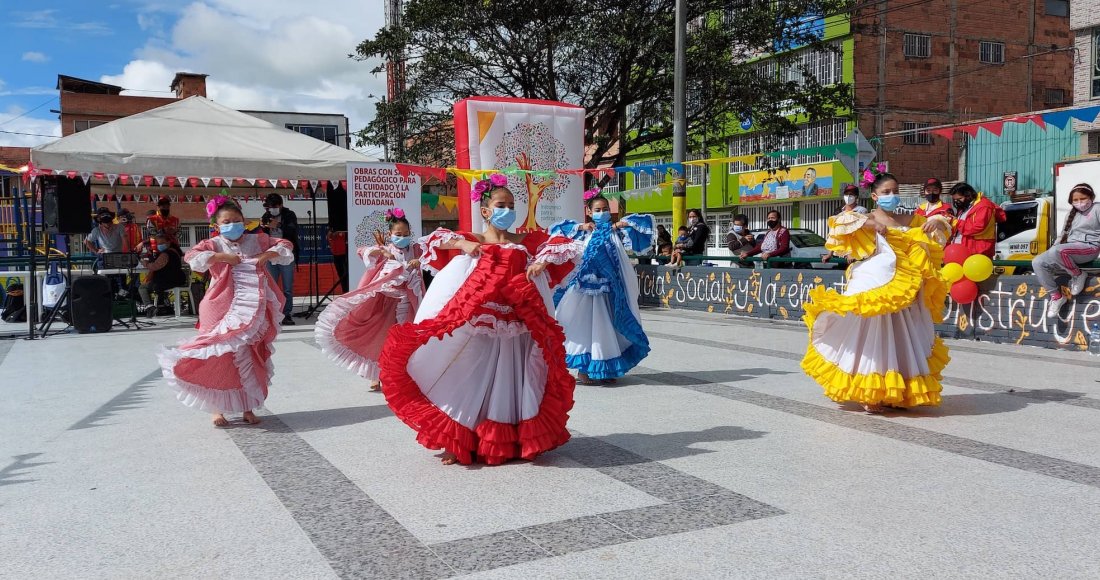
left=801, top=172, right=953, bottom=413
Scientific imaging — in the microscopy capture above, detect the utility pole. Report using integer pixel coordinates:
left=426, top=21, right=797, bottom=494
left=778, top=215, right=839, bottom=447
left=672, top=0, right=687, bottom=233
left=384, top=0, right=406, bottom=162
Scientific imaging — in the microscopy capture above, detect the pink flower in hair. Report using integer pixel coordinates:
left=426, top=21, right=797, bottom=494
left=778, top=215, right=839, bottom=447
left=391, top=207, right=405, bottom=219
left=583, top=188, right=600, bottom=201
left=205, top=195, right=230, bottom=218
left=489, top=173, right=508, bottom=187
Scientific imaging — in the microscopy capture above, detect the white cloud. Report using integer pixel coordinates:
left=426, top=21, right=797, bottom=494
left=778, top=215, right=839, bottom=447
left=14, top=9, right=112, bottom=35
left=0, top=106, right=62, bottom=147
left=21, top=51, right=49, bottom=63
left=103, top=0, right=388, bottom=147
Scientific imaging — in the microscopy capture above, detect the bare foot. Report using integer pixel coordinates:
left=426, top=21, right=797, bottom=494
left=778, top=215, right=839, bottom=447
left=441, top=452, right=458, bottom=465
left=212, top=413, right=229, bottom=427
left=242, top=411, right=262, bottom=425
left=369, top=381, right=382, bottom=392
left=862, top=404, right=885, bottom=414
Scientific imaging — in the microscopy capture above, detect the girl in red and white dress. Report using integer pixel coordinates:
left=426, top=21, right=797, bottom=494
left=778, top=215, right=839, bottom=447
left=315, top=208, right=424, bottom=391
left=159, top=196, right=294, bottom=427
left=380, top=174, right=582, bottom=465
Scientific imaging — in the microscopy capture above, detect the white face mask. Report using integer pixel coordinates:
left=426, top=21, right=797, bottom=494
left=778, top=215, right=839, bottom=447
left=687, top=217, right=698, bottom=226
left=1073, top=200, right=1094, bottom=213
left=843, top=195, right=857, bottom=205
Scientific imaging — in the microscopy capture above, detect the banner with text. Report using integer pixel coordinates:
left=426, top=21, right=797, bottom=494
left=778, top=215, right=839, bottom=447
left=346, top=162, right=422, bottom=284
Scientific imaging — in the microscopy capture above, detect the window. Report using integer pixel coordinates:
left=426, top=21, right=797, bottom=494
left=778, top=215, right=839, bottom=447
left=728, top=134, right=760, bottom=174
left=728, top=118, right=848, bottom=173
left=634, top=160, right=664, bottom=189
left=686, top=153, right=710, bottom=186
left=903, top=122, right=933, bottom=145
left=903, top=34, right=931, bottom=58
left=779, top=42, right=843, bottom=87
left=73, top=120, right=106, bottom=132
left=1045, top=88, right=1066, bottom=106
left=599, top=171, right=620, bottom=194
left=980, top=41, right=1005, bottom=64
left=1093, top=32, right=1100, bottom=98
left=1045, top=0, right=1069, bottom=17
left=286, top=124, right=338, bottom=145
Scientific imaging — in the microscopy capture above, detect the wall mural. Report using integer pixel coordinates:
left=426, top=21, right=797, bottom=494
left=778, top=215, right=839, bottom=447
left=635, top=265, right=1100, bottom=352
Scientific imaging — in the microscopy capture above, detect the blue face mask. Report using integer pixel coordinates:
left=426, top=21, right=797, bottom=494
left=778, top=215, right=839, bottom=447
left=390, top=235, right=412, bottom=249
left=488, top=207, right=516, bottom=230
left=591, top=210, right=611, bottom=224
left=732, top=225, right=744, bottom=234
left=219, top=222, right=245, bottom=240
left=156, top=243, right=169, bottom=252
left=876, top=195, right=901, bottom=212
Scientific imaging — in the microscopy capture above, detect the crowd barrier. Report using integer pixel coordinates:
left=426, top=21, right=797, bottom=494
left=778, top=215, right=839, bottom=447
left=635, top=263, right=1100, bottom=352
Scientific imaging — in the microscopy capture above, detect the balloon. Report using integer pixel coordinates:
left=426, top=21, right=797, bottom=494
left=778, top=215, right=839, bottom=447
left=963, top=254, right=994, bottom=282
left=943, top=244, right=969, bottom=265
left=942, top=262, right=965, bottom=283
left=951, top=279, right=979, bottom=304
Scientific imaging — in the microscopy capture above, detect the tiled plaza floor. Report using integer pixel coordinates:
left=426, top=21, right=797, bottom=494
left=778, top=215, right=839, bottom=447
left=2, top=308, right=1099, bottom=578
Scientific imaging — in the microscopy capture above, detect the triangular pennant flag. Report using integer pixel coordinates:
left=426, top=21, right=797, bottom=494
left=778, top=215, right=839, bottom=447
left=309, top=179, right=319, bottom=191
left=931, top=128, right=956, bottom=141
left=154, top=176, right=166, bottom=186
left=174, top=176, right=186, bottom=188
left=1043, top=110, right=1074, bottom=130
left=960, top=125, right=981, bottom=139
left=981, top=121, right=1005, bottom=137
left=245, top=178, right=256, bottom=186
left=106, top=173, right=118, bottom=187
left=200, top=177, right=211, bottom=187
left=54, top=169, right=64, bottom=175
left=1028, top=115, right=1046, bottom=130
left=267, top=178, right=278, bottom=188
left=80, top=171, right=92, bottom=185
left=1069, top=105, right=1100, bottom=124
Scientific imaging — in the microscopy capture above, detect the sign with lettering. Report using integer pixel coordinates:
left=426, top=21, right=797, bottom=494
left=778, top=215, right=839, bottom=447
left=345, top=162, right=422, bottom=284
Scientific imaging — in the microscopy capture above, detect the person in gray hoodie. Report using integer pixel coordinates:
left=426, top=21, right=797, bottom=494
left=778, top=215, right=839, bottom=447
left=1036, top=183, right=1100, bottom=317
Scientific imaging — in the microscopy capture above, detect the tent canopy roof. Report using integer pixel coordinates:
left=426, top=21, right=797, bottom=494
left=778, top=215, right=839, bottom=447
left=31, top=96, right=370, bottom=181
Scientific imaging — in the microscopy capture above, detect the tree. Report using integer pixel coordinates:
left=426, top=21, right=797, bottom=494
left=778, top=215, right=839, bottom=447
left=355, top=0, right=854, bottom=176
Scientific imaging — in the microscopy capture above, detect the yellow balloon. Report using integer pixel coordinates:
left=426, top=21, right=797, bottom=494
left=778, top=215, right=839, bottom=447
left=963, top=254, right=994, bottom=282
left=942, top=262, right=964, bottom=283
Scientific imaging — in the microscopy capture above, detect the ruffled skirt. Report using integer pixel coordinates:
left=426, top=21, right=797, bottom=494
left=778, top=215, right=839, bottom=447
left=801, top=232, right=948, bottom=407
left=557, top=289, right=647, bottom=379
left=380, top=253, right=575, bottom=465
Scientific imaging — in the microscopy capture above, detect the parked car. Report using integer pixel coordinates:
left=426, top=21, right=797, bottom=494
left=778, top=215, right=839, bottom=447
left=749, top=228, right=837, bottom=269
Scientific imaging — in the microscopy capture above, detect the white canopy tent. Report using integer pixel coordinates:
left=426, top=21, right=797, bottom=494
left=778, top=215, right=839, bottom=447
left=30, top=96, right=371, bottom=182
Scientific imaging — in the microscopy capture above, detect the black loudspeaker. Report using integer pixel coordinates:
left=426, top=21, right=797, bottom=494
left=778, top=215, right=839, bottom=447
left=41, top=176, right=92, bottom=234
left=70, top=275, right=113, bottom=334
left=325, top=184, right=348, bottom=231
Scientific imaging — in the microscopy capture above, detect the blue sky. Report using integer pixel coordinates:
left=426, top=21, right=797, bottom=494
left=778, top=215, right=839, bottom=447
left=0, top=1, right=387, bottom=156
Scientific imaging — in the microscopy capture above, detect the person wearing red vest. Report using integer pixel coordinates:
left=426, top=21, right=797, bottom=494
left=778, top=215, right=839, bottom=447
left=949, top=182, right=1004, bottom=258
left=916, top=178, right=955, bottom=220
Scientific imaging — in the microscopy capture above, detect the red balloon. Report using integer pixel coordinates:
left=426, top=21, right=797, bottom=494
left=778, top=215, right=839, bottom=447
left=951, top=279, right=979, bottom=304
left=944, top=244, right=970, bottom=265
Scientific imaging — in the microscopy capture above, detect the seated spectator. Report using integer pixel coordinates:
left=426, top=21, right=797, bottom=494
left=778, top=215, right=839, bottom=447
left=656, top=224, right=673, bottom=247
left=741, top=210, right=790, bottom=267
left=677, top=209, right=711, bottom=265
left=726, top=214, right=757, bottom=268
left=657, top=243, right=674, bottom=265
left=673, top=225, right=689, bottom=247
left=138, top=231, right=187, bottom=315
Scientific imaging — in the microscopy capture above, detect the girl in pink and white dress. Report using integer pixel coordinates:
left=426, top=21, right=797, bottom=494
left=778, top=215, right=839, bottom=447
left=315, top=208, right=424, bottom=391
left=380, top=175, right=583, bottom=465
left=158, top=196, right=294, bottom=427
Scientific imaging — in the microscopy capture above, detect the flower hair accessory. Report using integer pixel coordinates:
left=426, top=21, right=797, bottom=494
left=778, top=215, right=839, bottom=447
left=859, top=162, right=888, bottom=189
left=205, top=194, right=231, bottom=219
left=471, top=173, right=509, bottom=202
left=385, top=207, right=406, bottom=221
left=583, top=188, right=600, bottom=201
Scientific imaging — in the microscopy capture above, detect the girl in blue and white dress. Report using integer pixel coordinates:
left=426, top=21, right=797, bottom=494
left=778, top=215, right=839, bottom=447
left=550, top=191, right=655, bottom=385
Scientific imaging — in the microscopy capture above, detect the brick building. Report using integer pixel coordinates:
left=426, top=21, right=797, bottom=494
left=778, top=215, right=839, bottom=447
left=854, top=0, right=1074, bottom=183
left=1071, top=0, right=1100, bottom=150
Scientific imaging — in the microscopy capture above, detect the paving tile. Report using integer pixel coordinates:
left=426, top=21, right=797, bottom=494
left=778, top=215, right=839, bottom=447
left=596, top=461, right=682, bottom=484
left=625, top=472, right=731, bottom=503
left=517, top=515, right=637, bottom=556
left=596, top=503, right=710, bottom=540
left=429, top=529, right=550, bottom=574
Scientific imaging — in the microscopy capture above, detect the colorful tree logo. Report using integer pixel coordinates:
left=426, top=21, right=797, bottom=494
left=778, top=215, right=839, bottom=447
left=354, top=210, right=389, bottom=248
left=495, top=122, right=569, bottom=229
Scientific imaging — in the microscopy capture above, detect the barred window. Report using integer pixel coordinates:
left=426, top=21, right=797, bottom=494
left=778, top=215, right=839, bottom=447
left=980, top=41, right=1005, bottom=64
left=686, top=153, right=710, bottom=186
left=1045, top=88, right=1066, bottom=106
left=903, top=34, right=931, bottom=58
left=903, top=122, right=933, bottom=145
left=634, top=159, right=664, bottom=189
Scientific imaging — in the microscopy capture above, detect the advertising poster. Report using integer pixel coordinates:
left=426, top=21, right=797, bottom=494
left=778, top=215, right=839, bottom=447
left=737, top=162, right=838, bottom=205
left=454, top=97, right=585, bottom=232
left=345, top=162, right=422, bottom=284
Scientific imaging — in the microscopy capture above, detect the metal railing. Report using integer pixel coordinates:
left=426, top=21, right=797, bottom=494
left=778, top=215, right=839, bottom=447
left=636, top=255, right=1100, bottom=270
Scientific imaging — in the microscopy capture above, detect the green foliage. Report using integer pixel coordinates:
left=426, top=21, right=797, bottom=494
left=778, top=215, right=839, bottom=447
left=355, top=0, right=854, bottom=175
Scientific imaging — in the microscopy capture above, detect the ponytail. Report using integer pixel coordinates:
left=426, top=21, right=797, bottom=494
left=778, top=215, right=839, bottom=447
left=1059, top=208, right=1078, bottom=245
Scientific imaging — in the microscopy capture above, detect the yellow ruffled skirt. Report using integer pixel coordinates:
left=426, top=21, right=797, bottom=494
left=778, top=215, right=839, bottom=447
left=801, top=227, right=949, bottom=408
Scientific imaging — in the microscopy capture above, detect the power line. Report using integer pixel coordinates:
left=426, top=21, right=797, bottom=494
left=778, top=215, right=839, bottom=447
left=0, top=128, right=57, bottom=138
left=0, top=96, right=59, bottom=128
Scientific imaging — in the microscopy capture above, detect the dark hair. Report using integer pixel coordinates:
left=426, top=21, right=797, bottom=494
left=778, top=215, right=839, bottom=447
left=585, top=194, right=609, bottom=209
left=733, top=214, right=749, bottom=225
left=658, top=243, right=673, bottom=253
left=687, top=208, right=705, bottom=221
left=949, top=182, right=977, bottom=199
left=871, top=172, right=898, bottom=192
left=265, top=193, right=284, bottom=207
left=842, top=184, right=859, bottom=196
left=480, top=185, right=512, bottom=207
left=767, top=210, right=782, bottom=220
left=677, top=225, right=688, bottom=232
left=1060, top=183, right=1096, bottom=244
left=211, top=201, right=244, bottom=222
left=387, top=215, right=411, bottom=231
